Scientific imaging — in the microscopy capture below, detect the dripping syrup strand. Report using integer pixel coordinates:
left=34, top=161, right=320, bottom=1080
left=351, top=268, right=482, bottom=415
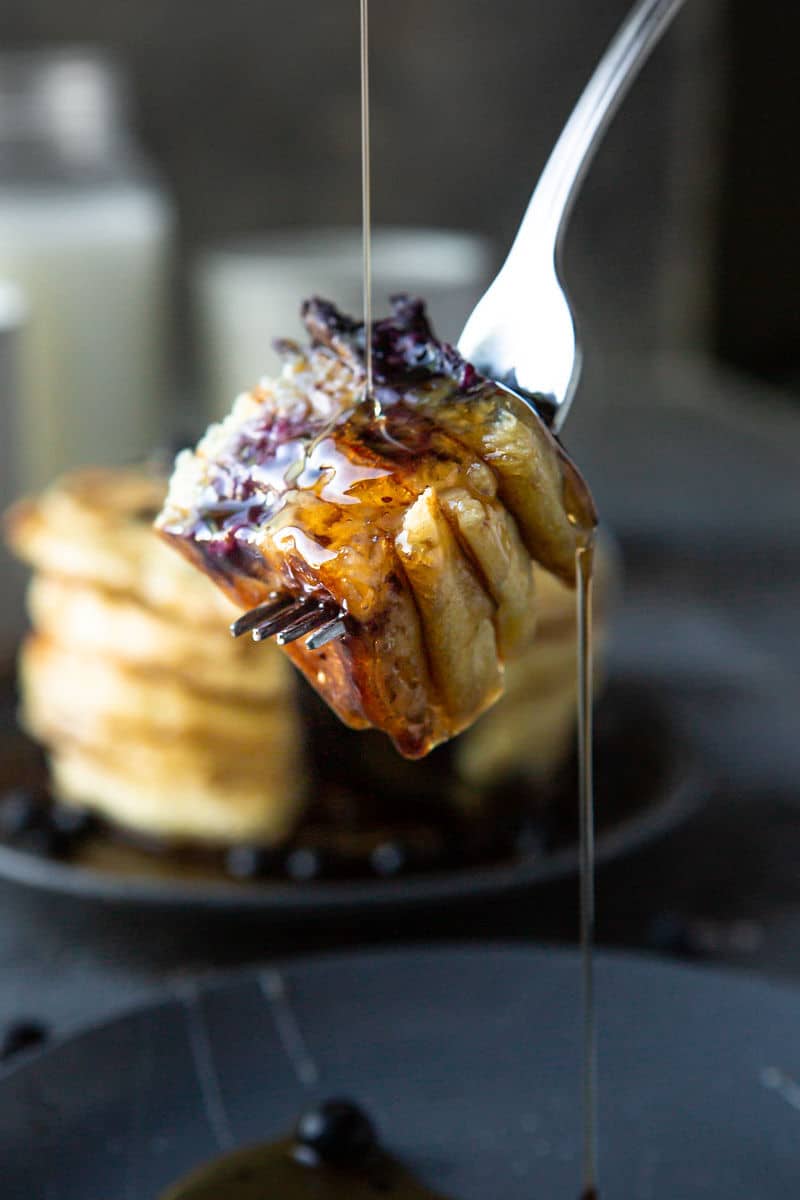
left=283, top=0, right=376, bottom=491
left=576, top=537, right=598, bottom=1200
left=359, top=0, right=376, bottom=413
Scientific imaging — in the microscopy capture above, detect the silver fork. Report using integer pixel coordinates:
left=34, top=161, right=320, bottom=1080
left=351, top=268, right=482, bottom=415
left=233, top=0, right=687, bottom=650
left=458, top=0, right=688, bottom=433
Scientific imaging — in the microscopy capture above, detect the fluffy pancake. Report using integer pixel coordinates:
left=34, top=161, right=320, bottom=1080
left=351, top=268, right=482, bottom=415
left=28, top=574, right=288, bottom=703
left=19, top=632, right=294, bottom=752
left=50, top=737, right=303, bottom=845
left=5, top=466, right=235, bottom=624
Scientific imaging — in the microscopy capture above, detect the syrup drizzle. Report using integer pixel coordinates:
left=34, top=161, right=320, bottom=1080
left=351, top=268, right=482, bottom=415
left=359, top=0, right=375, bottom=410
left=576, top=537, right=598, bottom=1200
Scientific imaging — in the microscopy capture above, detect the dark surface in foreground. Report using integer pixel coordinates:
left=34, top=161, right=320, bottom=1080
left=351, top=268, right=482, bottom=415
left=3, top=948, right=799, bottom=1198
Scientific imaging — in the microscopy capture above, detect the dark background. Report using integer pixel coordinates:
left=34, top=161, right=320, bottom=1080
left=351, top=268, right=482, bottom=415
left=1, top=0, right=779, bottom=373
left=714, top=0, right=800, bottom=384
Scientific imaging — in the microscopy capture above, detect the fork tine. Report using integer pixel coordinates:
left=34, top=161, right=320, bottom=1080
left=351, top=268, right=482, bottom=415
left=275, top=605, right=332, bottom=646
left=305, top=617, right=347, bottom=650
left=251, top=598, right=312, bottom=642
left=230, top=595, right=292, bottom=638
left=236, top=594, right=347, bottom=648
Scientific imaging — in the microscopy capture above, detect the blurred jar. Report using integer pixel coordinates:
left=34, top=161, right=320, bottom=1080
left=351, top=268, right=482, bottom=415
left=194, top=227, right=492, bottom=420
left=0, top=49, right=174, bottom=491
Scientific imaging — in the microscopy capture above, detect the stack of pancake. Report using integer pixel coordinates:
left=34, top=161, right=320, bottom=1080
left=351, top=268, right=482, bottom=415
left=4, top=466, right=305, bottom=849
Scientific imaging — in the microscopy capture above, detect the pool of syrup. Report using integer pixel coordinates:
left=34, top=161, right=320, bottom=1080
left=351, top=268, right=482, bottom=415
left=161, top=1133, right=450, bottom=1200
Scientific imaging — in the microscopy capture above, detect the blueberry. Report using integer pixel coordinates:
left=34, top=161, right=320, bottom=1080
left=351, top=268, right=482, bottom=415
left=369, top=840, right=408, bottom=877
left=224, top=844, right=278, bottom=881
left=1, top=1019, right=48, bottom=1061
left=17, top=824, right=67, bottom=860
left=50, top=803, right=95, bottom=839
left=284, top=847, right=324, bottom=882
left=294, top=1099, right=378, bottom=1166
left=0, top=789, right=42, bottom=840
left=514, top=819, right=548, bottom=858
left=645, top=912, right=702, bottom=959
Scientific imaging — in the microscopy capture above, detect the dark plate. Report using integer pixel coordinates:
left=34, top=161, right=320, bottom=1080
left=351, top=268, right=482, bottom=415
left=2, top=945, right=798, bottom=1197
left=0, top=680, right=706, bottom=913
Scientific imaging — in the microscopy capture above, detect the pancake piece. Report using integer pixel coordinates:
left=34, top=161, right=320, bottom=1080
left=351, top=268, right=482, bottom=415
left=158, top=296, right=596, bottom=757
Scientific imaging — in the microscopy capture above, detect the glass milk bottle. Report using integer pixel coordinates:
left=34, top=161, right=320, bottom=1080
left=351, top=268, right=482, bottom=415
left=0, top=49, right=173, bottom=491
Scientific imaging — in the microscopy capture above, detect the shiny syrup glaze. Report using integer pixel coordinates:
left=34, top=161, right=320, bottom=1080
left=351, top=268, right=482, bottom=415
left=182, top=399, right=489, bottom=755
left=180, top=298, right=493, bottom=592
left=160, top=1134, right=450, bottom=1200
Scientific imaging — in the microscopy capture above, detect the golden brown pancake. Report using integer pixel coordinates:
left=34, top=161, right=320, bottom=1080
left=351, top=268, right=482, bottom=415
left=19, top=633, right=293, bottom=752
left=50, top=736, right=304, bottom=846
left=5, top=466, right=235, bottom=623
left=28, top=574, right=289, bottom=703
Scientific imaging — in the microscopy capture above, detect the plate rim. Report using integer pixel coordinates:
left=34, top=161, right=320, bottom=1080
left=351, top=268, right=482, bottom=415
left=0, top=751, right=708, bottom=913
left=1, top=939, right=797, bottom=1085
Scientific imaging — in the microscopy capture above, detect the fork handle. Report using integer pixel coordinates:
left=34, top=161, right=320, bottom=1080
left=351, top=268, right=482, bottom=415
left=506, top=0, right=688, bottom=268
